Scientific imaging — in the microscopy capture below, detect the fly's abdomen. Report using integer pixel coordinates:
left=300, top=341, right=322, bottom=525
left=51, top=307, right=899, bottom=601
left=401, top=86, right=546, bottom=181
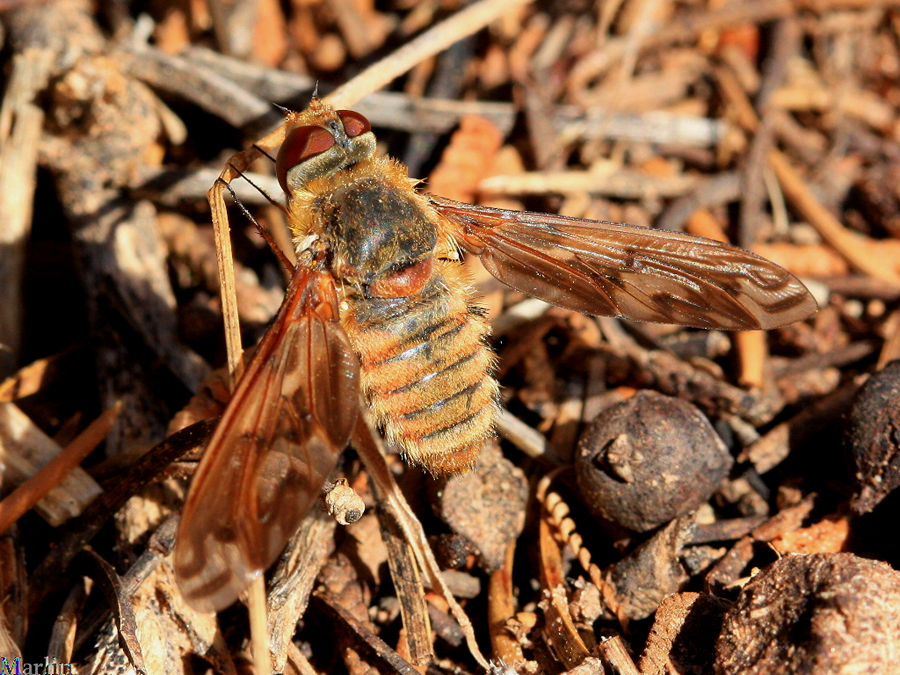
left=342, top=266, right=498, bottom=474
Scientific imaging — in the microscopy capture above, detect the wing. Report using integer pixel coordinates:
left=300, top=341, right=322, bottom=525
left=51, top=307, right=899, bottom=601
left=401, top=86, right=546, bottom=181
left=431, top=196, right=817, bottom=330
left=174, top=268, right=360, bottom=612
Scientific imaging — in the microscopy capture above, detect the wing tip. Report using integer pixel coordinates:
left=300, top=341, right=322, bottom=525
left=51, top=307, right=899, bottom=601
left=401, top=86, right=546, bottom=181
left=754, top=291, right=819, bottom=330
left=175, top=564, right=263, bottom=613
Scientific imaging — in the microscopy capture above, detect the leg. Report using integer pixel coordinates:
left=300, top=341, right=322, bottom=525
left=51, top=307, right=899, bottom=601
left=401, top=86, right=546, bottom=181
left=206, top=123, right=291, bottom=385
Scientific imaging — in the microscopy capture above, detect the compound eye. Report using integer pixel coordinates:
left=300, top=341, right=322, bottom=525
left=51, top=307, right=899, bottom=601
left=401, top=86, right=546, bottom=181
left=275, top=125, right=336, bottom=190
left=337, top=110, right=371, bottom=138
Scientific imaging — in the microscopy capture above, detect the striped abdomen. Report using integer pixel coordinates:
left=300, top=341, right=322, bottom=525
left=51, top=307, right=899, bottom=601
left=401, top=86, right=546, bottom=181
left=341, top=264, right=498, bottom=474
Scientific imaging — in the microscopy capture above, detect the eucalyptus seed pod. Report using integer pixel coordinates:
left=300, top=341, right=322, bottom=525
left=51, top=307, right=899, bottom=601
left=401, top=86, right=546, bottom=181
left=715, top=553, right=900, bottom=673
left=846, top=360, right=900, bottom=514
left=576, top=390, right=733, bottom=532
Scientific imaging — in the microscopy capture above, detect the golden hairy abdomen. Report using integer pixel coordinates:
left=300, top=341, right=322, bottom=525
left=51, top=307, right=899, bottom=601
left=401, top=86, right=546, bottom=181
left=341, top=263, right=498, bottom=474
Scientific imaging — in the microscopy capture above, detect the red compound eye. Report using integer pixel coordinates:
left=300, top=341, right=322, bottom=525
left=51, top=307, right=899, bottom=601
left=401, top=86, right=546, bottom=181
left=337, top=110, right=371, bottom=137
left=275, top=125, right=336, bottom=189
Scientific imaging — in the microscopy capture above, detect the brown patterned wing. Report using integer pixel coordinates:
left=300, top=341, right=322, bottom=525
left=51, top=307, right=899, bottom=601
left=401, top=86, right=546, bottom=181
left=432, top=196, right=817, bottom=330
left=174, top=269, right=360, bottom=612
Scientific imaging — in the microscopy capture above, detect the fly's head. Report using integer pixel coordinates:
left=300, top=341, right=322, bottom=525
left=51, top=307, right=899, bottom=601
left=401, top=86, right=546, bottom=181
left=275, top=101, right=376, bottom=197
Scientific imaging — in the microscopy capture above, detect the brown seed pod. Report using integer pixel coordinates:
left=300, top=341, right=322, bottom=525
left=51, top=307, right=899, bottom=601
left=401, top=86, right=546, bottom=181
left=437, top=443, right=528, bottom=571
left=575, top=390, right=732, bottom=532
left=846, top=360, right=900, bottom=514
left=714, top=553, right=900, bottom=673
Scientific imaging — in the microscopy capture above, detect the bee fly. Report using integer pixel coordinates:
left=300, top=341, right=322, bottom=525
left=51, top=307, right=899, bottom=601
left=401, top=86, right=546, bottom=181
left=174, top=98, right=817, bottom=611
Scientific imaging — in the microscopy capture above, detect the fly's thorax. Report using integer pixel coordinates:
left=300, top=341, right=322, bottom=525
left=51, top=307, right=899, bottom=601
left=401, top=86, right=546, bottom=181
left=285, top=156, right=453, bottom=302
left=322, top=176, right=438, bottom=290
